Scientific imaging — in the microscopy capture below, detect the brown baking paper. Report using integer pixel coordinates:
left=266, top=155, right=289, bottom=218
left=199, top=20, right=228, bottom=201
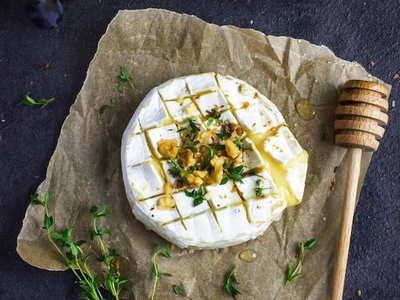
left=17, top=9, right=390, bottom=300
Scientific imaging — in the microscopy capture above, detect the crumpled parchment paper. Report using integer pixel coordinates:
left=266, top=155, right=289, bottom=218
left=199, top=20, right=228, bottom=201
left=17, top=9, right=390, bottom=300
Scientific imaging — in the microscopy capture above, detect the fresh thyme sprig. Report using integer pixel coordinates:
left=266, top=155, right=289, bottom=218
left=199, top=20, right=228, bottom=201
left=206, top=108, right=223, bottom=126
left=169, top=158, right=188, bottom=185
left=184, top=140, right=199, bottom=152
left=286, top=239, right=317, bottom=284
left=255, top=179, right=271, bottom=198
left=118, top=66, right=134, bottom=93
left=224, top=265, right=241, bottom=299
left=151, top=245, right=172, bottom=300
left=221, top=163, right=244, bottom=185
left=216, top=128, right=228, bottom=140
left=90, top=204, right=131, bottom=299
left=18, top=93, right=54, bottom=108
left=31, top=192, right=130, bottom=300
left=185, top=186, right=207, bottom=207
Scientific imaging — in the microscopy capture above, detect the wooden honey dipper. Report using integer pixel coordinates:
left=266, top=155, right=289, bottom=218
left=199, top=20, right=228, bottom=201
left=332, top=80, right=390, bottom=300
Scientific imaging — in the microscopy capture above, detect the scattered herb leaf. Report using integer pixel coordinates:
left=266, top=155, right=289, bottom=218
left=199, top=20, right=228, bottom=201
left=206, top=108, right=223, bottom=126
left=18, top=93, right=54, bottom=108
left=184, top=140, right=199, bottom=152
left=118, top=66, right=134, bottom=93
left=169, top=158, right=188, bottom=185
left=255, top=179, right=271, bottom=197
left=185, top=186, right=207, bottom=207
left=99, top=98, right=121, bottom=115
left=224, top=265, right=241, bottom=299
left=222, top=162, right=244, bottom=183
left=151, top=245, right=171, bottom=300
left=172, top=285, right=183, bottom=295
left=286, top=239, right=317, bottom=284
left=31, top=192, right=131, bottom=300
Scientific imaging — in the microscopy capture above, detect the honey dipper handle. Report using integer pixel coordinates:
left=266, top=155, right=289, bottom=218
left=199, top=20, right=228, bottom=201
left=331, top=148, right=363, bottom=300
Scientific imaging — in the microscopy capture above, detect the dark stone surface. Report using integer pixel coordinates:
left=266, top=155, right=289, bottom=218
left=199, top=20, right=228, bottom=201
left=0, top=0, right=399, bottom=299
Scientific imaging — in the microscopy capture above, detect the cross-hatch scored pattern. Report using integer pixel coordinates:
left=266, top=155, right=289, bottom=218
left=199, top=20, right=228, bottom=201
left=122, top=72, right=308, bottom=248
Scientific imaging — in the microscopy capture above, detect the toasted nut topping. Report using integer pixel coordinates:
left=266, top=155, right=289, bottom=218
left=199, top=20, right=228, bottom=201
left=225, top=139, right=241, bottom=159
left=157, top=196, right=176, bottom=210
left=182, top=149, right=196, bottom=168
left=253, top=91, right=259, bottom=98
left=210, top=155, right=227, bottom=184
left=164, top=182, right=173, bottom=194
left=157, top=139, right=178, bottom=159
left=185, top=173, right=203, bottom=187
left=193, top=170, right=208, bottom=178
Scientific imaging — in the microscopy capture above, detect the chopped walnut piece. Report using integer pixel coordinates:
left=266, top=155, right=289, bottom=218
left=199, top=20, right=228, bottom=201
left=197, top=131, right=213, bottom=144
left=225, top=139, right=241, bottom=159
left=253, top=91, right=259, bottom=99
left=182, top=149, right=196, bottom=168
left=193, top=170, right=208, bottom=178
left=185, top=173, right=203, bottom=187
left=210, top=155, right=227, bottom=184
left=238, top=84, right=246, bottom=94
left=232, top=152, right=243, bottom=168
left=394, top=74, right=400, bottom=79
left=164, top=182, right=173, bottom=194
left=157, top=139, right=178, bottom=159
left=157, top=196, right=176, bottom=210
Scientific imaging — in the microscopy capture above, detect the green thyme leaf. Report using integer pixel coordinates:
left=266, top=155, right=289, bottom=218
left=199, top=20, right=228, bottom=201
left=286, top=239, right=317, bottom=284
left=118, top=66, right=134, bottom=93
left=18, top=93, right=55, bottom=108
left=185, top=186, right=207, bottom=207
left=217, top=131, right=228, bottom=140
left=223, top=164, right=244, bottom=183
left=184, top=140, right=199, bottom=152
left=220, top=177, right=229, bottom=185
left=173, top=285, right=183, bottom=295
left=31, top=193, right=44, bottom=206
left=43, top=214, right=53, bottom=230
left=304, top=238, right=317, bottom=250
left=255, top=179, right=271, bottom=198
left=169, top=158, right=188, bottom=185
left=151, top=245, right=172, bottom=300
left=224, top=265, right=241, bottom=299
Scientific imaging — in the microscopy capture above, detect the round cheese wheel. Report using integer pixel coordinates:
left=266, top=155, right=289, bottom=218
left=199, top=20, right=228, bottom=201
left=121, top=73, right=308, bottom=249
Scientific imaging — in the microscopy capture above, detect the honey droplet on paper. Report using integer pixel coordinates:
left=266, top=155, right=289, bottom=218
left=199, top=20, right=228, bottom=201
left=239, top=249, right=257, bottom=263
left=295, top=99, right=316, bottom=121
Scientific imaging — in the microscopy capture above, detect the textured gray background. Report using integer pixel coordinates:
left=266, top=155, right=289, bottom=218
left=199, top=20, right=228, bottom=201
left=0, top=1, right=399, bottom=299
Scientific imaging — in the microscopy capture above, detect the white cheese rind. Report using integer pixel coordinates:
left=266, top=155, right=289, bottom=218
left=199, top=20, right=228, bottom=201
left=263, top=126, right=303, bottom=164
left=135, top=196, right=180, bottom=225
left=125, top=133, right=152, bottom=167
left=185, top=73, right=219, bottom=94
left=242, top=138, right=264, bottom=172
left=286, top=163, right=308, bottom=201
left=235, top=170, right=278, bottom=200
left=165, top=99, right=200, bottom=122
left=195, top=92, right=229, bottom=115
left=126, top=163, right=164, bottom=200
left=204, top=181, right=243, bottom=209
left=246, top=196, right=286, bottom=224
left=173, top=191, right=210, bottom=218
left=121, top=73, right=308, bottom=249
left=137, top=90, right=170, bottom=129
left=158, top=78, right=190, bottom=100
